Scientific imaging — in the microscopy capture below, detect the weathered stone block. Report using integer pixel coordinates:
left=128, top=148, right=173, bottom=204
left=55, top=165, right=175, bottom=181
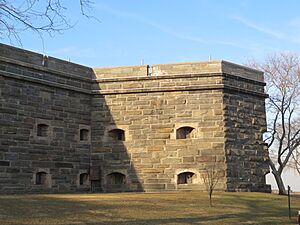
left=143, top=184, right=165, bottom=189
left=55, top=162, right=74, bottom=168
left=0, top=161, right=10, bottom=166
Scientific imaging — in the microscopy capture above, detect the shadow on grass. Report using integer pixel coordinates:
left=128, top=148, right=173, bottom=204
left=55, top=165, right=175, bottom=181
left=217, top=193, right=298, bottom=224
left=75, top=214, right=240, bottom=225
left=0, top=193, right=299, bottom=225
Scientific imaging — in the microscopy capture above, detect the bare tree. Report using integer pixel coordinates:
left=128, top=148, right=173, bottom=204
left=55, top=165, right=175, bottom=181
left=0, top=0, right=95, bottom=44
left=249, top=53, right=300, bottom=195
left=291, top=146, right=300, bottom=173
left=202, top=159, right=221, bottom=206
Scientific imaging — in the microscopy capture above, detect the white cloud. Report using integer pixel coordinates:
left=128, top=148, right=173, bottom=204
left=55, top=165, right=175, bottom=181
left=95, top=4, right=283, bottom=56
left=96, top=3, right=260, bottom=51
left=230, top=15, right=285, bottom=39
left=96, top=4, right=208, bottom=44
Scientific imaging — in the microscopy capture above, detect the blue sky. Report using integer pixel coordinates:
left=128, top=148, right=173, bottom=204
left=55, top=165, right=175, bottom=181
left=2, top=0, right=300, bottom=190
left=3, top=0, right=300, bottom=67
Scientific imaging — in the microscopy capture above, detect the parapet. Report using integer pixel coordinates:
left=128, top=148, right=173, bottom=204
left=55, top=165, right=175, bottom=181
left=93, top=65, right=148, bottom=79
left=152, top=61, right=222, bottom=75
left=0, top=43, right=264, bottom=84
left=0, top=43, right=93, bottom=94
left=93, top=61, right=264, bottom=83
left=0, top=43, right=94, bottom=78
left=0, top=43, right=44, bottom=66
left=221, top=61, right=264, bottom=82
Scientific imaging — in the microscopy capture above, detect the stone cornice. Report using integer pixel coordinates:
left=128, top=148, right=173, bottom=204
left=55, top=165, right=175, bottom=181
left=93, top=72, right=223, bottom=82
left=94, top=72, right=266, bottom=86
left=92, top=84, right=224, bottom=95
left=0, top=55, right=266, bottom=90
left=1, top=67, right=267, bottom=98
left=92, top=84, right=268, bottom=98
left=0, top=55, right=267, bottom=98
left=223, top=73, right=266, bottom=86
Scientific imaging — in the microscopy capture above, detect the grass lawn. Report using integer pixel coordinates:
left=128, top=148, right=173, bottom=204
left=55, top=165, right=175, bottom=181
left=0, top=192, right=299, bottom=225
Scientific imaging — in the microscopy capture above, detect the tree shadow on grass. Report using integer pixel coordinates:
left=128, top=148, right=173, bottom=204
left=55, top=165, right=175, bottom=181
left=78, top=214, right=241, bottom=225
left=1, top=193, right=299, bottom=225
left=217, top=193, right=298, bottom=224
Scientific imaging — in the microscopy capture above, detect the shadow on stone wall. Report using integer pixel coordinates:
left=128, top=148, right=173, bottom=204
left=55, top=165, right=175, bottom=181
left=0, top=43, right=142, bottom=193
left=90, top=94, right=142, bottom=192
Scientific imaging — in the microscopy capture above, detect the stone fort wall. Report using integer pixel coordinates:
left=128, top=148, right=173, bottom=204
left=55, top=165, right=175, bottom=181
left=0, top=43, right=270, bottom=193
left=0, top=44, right=93, bottom=193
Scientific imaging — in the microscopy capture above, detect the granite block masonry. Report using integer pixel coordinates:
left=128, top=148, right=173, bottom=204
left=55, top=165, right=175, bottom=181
left=0, top=43, right=271, bottom=193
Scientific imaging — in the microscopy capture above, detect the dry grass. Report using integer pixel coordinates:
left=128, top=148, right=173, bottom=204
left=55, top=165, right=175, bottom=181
left=0, top=192, right=299, bottom=225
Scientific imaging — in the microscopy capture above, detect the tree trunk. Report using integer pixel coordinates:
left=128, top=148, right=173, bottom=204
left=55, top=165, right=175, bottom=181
left=272, top=170, right=287, bottom=195
left=209, top=189, right=213, bottom=206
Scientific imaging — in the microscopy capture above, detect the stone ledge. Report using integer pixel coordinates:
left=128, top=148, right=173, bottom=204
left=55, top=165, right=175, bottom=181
left=92, top=84, right=268, bottom=97
left=94, top=72, right=223, bottom=83
left=93, top=84, right=224, bottom=94
left=93, top=72, right=266, bottom=85
left=224, top=85, right=268, bottom=98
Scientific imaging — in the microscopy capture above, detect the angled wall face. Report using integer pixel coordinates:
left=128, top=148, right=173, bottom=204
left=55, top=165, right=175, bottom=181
left=0, top=43, right=270, bottom=193
left=92, top=61, right=270, bottom=193
left=0, top=44, right=93, bottom=193
left=91, top=66, right=227, bottom=192
left=221, top=62, right=270, bottom=192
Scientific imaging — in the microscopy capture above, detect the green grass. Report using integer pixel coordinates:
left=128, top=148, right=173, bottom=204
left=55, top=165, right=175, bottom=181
left=0, top=192, right=299, bottom=225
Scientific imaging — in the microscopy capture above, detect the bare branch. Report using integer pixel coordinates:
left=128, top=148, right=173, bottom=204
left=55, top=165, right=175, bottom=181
left=247, top=52, right=300, bottom=195
left=202, top=157, right=222, bottom=206
left=0, top=0, right=96, bottom=44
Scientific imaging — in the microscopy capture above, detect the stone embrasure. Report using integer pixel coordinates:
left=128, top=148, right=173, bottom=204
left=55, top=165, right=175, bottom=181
left=0, top=43, right=271, bottom=193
